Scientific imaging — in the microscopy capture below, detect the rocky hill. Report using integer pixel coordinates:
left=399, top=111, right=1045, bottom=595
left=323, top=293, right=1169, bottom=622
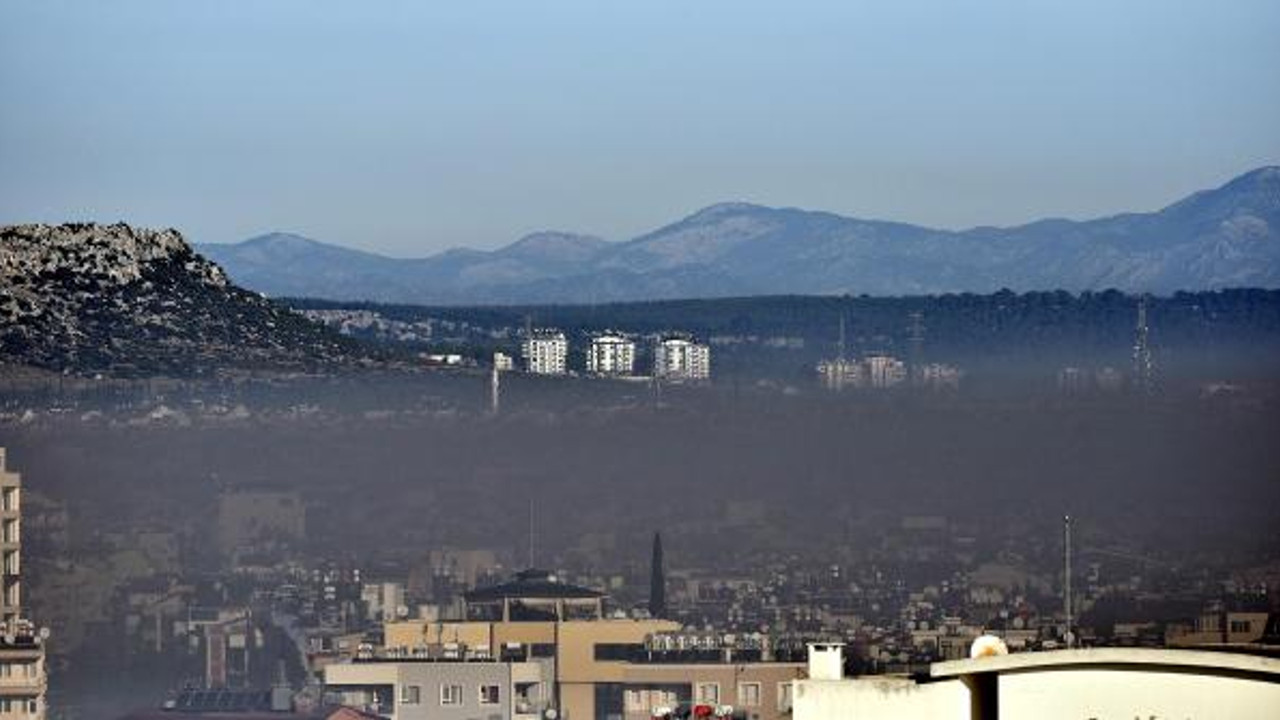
left=200, top=167, right=1280, bottom=304
left=0, top=222, right=358, bottom=376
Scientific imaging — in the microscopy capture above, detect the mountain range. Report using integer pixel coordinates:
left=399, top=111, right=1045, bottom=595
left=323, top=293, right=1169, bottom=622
left=193, top=166, right=1278, bottom=304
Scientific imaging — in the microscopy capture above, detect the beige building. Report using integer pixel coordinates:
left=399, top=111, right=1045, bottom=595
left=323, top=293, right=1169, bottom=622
left=1166, top=609, right=1271, bottom=646
left=0, top=449, right=48, bottom=719
left=381, top=570, right=803, bottom=720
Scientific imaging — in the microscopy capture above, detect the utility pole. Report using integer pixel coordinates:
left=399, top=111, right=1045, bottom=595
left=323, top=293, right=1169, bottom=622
left=490, top=361, right=501, bottom=415
left=1064, top=514, right=1073, bottom=649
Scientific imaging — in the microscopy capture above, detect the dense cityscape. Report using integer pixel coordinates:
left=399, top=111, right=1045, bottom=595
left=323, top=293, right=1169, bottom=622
left=3, top=1, right=1280, bottom=717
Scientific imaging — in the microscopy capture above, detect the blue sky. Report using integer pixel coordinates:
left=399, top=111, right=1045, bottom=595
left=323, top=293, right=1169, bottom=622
left=2, top=1, right=1278, bottom=256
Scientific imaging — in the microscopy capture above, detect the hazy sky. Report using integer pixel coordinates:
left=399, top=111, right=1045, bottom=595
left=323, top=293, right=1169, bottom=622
left=2, top=1, right=1279, bottom=256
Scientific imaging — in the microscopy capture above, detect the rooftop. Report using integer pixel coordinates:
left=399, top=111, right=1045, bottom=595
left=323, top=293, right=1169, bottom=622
left=930, top=647, right=1280, bottom=680
left=464, top=569, right=604, bottom=604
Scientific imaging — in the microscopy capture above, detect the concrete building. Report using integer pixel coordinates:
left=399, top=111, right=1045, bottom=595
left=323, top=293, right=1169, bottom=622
left=817, top=355, right=918, bottom=391
left=493, top=353, right=515, bottom=372
left=1166, top=608, right=1271, bottom=646
left=816, top=359, right=863, bottom=391
left=914, top=363, right=962, bottom=390
left=522, top=331, right=568, bottom=376
left=792, top=642, right=1280, bottom=720
left=586, top=335, right=636, bottom=377
left=619, top=659, right=803, bottom=720
left=654, top=338, right=710, bottom=381
left=0, top=449, right=48, bottom=719
left=862, top=354, right=907, bottom=389
left=362, top=583, right=408, bottom=623
left=381, top=571, right=801, bottom=720
left=325, top=657, right=545, bottom=720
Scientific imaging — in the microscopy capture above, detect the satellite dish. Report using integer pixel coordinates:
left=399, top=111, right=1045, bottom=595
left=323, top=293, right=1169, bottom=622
left=544, top=710, right=559, bottom=720
left=38, top=627, right=50, bottom=640
left=969, top=635, right=1008, bottom=659
left=3, top=634, right=14, bottom=645
left=396, top=605, right=410, bottom=618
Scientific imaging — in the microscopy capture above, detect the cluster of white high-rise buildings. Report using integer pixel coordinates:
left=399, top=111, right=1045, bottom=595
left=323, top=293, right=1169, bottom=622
left=516, top=330, right=710, bottom=381
left=817, top=354, right=961, bottom=390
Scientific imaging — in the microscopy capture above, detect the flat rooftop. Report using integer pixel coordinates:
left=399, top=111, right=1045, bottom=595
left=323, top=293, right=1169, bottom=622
left=931, top=647, right=1280, bottom=680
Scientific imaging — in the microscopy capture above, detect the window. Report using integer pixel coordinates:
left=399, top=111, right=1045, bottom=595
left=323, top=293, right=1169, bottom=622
left=594, top=643, right=642, bottom=661
left=480, top=684, right=501, bottom=705
left=441, top=684, right=463, bottom=705
left=401, top=685, right=421, bottom=705
left=737, top=682, right=761, bottom=707
left=696, top=683, right=719, bottom=704
left=777, top=682, right=793, bottom=712
left=1230, top=620, right=1252, bottom=633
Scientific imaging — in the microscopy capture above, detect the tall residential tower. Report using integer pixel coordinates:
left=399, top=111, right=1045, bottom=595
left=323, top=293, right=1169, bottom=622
left=0, top=449, right=48, bottom=719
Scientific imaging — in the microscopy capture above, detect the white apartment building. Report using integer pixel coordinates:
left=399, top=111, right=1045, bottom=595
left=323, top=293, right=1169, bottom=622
left=654, top=338, right=710, bottom=381
left=862, top=354, right=907, bottom=388
left=816, top=358, right=864, bottom=391
left=586, top=335, right=636, bottom=376
left=0, top=449, right=47, bottom=720
left=521, top=330, right=568, bottom=375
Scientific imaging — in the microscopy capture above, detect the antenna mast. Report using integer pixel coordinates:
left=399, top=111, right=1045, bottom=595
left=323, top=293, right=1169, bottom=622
left=838, top=314, right=847, bottom=361
left=1064, top=514, right=1073, bottom=649
left=1133, top=296, right=1153, bottom=397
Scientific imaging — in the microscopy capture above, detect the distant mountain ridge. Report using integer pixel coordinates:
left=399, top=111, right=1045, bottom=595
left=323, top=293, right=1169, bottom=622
left=198, top=167, right=1280, bottom=304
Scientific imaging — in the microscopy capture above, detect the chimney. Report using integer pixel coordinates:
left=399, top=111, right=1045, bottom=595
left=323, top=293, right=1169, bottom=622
left=807, top=643, right=845, bottom=680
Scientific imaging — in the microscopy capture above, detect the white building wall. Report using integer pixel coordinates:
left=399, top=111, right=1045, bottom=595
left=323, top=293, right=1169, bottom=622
left=793, top=677, right=968, bottom=720
left=654, top=339, right=710, bottom=381
left=998, top=668, right=1280, bottom=719
left=587, top=336, right=636, bottom=376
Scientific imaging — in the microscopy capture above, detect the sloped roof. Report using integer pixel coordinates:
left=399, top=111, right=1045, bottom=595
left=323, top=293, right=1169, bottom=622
left=464, top=569, right=603, bottom=603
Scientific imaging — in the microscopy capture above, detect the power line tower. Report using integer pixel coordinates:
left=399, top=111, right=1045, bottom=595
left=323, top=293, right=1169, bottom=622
left=1132, top=296, right=1154, bottom=396
left=907, top=310, right=925, bottom=383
